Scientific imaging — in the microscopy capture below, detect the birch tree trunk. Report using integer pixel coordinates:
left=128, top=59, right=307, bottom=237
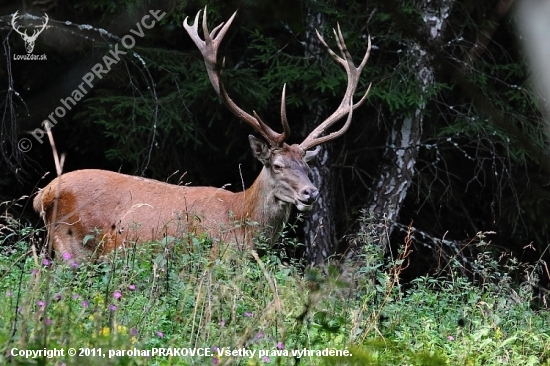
left=302, top=3, right=336, bottom=264
left=359, top=0, right=455, bottom=251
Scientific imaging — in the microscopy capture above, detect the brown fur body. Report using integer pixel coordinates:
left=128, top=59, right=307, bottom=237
left=33, top=167, right=292, bottom=261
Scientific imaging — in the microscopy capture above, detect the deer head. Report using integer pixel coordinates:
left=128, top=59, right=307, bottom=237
left=12, top=11, right=49, bottom=53
left=183, top=8, right=371, bottom=212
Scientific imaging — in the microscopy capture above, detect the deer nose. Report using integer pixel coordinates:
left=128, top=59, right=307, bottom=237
left=301, top=187, right=319, bottom=204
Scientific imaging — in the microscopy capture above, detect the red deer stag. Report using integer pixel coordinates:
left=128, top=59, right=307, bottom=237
left=33, top=8, right=371, bottom=261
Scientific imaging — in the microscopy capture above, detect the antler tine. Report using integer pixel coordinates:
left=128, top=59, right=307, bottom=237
left=300, top=26, right=372, bottom=151
left=33, top=13, right=48, bottom=37
left=305, top=98, right=356, bottom=148
left=184, top=7, right=236, bottom=95
left=11, top=11, right=25, bottom=36
left=183, top=7, right=290, bottom=147
left=280, top=84, right=291, bottom=143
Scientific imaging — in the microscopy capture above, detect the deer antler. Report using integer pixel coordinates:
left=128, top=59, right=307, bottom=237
left=11, top=11, right=49, bottom=39
left=299, top=25, right=372, bottom=151
left=11, top=11, right=25, bottom=37
left=183, top=7, right=290, bottom=147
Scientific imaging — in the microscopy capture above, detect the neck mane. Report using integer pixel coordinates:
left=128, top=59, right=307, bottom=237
left=234, top=167, right=291, bottom=245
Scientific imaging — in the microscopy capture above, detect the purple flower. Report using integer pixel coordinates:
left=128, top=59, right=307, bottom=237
left=262, top=356, right=270, bottom=363
left=45, top=318, right=52, bottom=325
left=212, top=357, right=219, bottom=365
left=447, top=335, right=455, bottom=341
left=130, top=327, right=138, bottom=336
left=42, top=259, right=51, bottom=267
left=219, top=319, right=226, bottom=327
left=277, top=342, right=284, bottom=350
left=54, top=293, right=62, bottom=301
left=31, top=268, right=38, bottom=275
left=113, top=291, right=122, bottom=299
left=62, top=252, right=72, bottom=260
left=38, top=300, right=46, bottom=308
left=72, top=294, right=80, bottom=299
left=81, top=301, right=89, bottom=308
left=156, top=331, right=164, bottom=338
left=71, top=262, right=79, bottom=268
left=6, top=291, right=13, bottom=297
left=109, top=304, right=117, bottom=311
left=128, top=284, right=136, bottom=291
left=256, top=332, right=264, bottom=339
left=244, top=312, right=253, bottom=318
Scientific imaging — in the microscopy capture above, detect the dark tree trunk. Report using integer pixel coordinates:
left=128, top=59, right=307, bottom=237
left=302, top=3, right=336, bottom=264
left=358, top=0, right=455, bottom=251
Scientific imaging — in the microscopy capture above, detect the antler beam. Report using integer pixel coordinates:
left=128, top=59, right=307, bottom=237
left=183, top=7, right=290, bottom=147
left=299, top=25, right=372, bottom=151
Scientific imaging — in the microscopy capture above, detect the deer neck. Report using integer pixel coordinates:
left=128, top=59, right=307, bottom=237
left=236, top=167, right=291, bottom=244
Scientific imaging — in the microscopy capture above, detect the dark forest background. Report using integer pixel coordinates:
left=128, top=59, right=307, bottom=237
left=1, top=0, right=549, bottom=283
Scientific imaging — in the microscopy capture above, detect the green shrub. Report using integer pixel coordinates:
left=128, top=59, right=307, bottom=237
left=1, top=215, right=549, bottom=365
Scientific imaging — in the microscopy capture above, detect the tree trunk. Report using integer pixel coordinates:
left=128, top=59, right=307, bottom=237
left=302, top=3, right=336, bottom=264
left=359, top=0, right=455, bottom=251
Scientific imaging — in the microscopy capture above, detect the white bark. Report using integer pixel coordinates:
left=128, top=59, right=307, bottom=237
left=361, top=0, right=454, bottom=251
left=516, top=0, right=550, bottom=141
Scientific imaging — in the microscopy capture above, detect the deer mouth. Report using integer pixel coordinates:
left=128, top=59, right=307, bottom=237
left=295, top=199, right=313, bottom=211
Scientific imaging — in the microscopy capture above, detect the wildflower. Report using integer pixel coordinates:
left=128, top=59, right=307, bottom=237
left=156, top=331, right=164, bottom=338
left=211, top=348, right=221, bottom=365
left=38, top=300, right=46, bottom=308
left=100, top=327, right=110, bottom=336
left=244, top=312, right=253, bottom=317
left=130, top=327, right=138, bottom=336
left=45, top=318, right=52, bottom=325
left=262, top=356, right=270, bottom=363
left=54, top=293, right=62, bottom=301
left=113, top=291, right=122, bottom=300
left=256, top=332, right=263, bottom=339
left=116, top=325, right=127, bottom=335
left=94, top=294, right=104, bottom=306
left=62, top=252, right=72, bottom=260
left=31, top=268, right=38, bottom=275
left=128, top=284, right=136, bottom=291
left=42, top=259, right=51, bottom=267
left=447, top=335, right=455, bottom=341
left=109, top=304, right=117, bottom=311
left=131, top=336, right=138, bottom=344
left=71, top=262, right=79, bottom=268
left=72, top=294, right=80, bottom=300
left=6, top=291, right=12, bottom=297
left=219, top=319, right=226, bottom=327
left=277, top=342, right=284, bottom=350
left=81, top=300, right=89, bottom=308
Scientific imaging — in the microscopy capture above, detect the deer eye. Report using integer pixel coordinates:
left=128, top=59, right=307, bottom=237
left=273, top=163, right=284, bottom=171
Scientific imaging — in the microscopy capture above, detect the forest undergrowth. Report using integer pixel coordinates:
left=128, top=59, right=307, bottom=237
left=0, top=208, right=549, bottom=365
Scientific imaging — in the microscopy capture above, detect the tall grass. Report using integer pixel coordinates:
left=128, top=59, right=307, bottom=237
left=1, top=214, right=550, bottom=365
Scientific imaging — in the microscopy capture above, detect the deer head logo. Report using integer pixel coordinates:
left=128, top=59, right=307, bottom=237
left=11, top=11, right=49, bottom=54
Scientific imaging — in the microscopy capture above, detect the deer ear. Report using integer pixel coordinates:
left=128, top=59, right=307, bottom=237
left=304, top=146, right=321, bottom=162
left=249, top=135, right=271, bottom=165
